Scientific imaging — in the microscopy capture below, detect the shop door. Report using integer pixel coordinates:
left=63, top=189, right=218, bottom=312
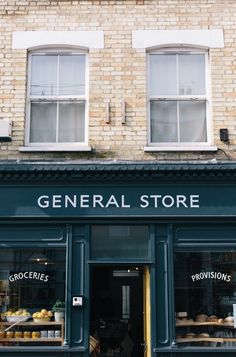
left=90, top=266, right=145, bottom=357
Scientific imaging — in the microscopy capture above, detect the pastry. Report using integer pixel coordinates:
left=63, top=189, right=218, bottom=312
left=208, top=315, right=218, bottom=322
left=224, top=316, right=234, bottom=323
left=195, top=314, right=208, bottom=322
left=198, top=333, right=210, bottom=338
left=185, top=332, right=196, bottom=339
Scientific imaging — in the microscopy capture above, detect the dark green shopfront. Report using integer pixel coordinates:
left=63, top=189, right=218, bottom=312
left=1, top=161, right=236, bottom=357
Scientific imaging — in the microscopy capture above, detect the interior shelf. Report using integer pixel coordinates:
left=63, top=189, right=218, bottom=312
left=176, top=321, right=234, bottom=327
left=176, top=337, right=236, bottom=343
left=1, top=321, right=63, bottom=326
left=0, top=338, right=62, bottom=343
left=0, top=320, right=64, bottom=345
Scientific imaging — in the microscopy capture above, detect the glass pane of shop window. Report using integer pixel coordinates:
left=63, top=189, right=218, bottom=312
left=0, top=247, right=66, bottom=346
left=91, top=225, right=150, bottom=259
left=174, top=251, right=236, bottom=347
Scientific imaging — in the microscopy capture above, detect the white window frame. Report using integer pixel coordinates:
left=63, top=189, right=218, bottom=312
left=145, top=47, right=217, bottom=152
left=23, top=48, right=91, bottom=152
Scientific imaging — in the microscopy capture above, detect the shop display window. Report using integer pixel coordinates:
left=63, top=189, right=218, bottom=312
left=175, top=251, right=236, bottom=347
left=0, top=247, right=66, bottom=347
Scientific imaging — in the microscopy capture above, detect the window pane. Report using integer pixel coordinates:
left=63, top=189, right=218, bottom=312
left=179, top=101, right=207, bottom=142
left=91, top=225, right=150, bottom=259
left=178, top=54, right=205, bottom=95
left=150, top=54, right=177, bottom=96
left=59, top=55, right=85, bottom=96
left=175, top=251, right=236, bottom=347
left=30, top=102, right=57, bottom=143
left=58, top=102, right=85, bottom=142
left=31, top=55, right=57, bottom=96
left=150, top=100, right=177, bottom=142
left=0, top=247, right=65, bottom=346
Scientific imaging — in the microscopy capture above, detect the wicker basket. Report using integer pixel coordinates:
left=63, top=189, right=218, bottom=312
left=89, top=335, right=99, bottom=353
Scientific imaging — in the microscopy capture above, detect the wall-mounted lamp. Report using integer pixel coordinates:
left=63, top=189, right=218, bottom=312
left=220, top=128, right=229, bottom=143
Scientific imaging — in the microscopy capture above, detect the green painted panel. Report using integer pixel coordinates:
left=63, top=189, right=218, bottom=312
left=0, top=225, right=65, bottom=242
left=71, top=234, right=89, bottom=351
left=175, top=225, right=236, bottom=244
left=156, top=240, right=171, bottom=347
left=0, top=184, right=236, bottom=217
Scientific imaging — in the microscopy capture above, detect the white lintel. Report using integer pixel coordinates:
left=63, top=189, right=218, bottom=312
left=132, top=29, right=224, bottom=49
left=12, top=31, right=104, bottom=50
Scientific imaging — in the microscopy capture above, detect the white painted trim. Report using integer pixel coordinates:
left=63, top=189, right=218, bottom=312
left=132, top=30, right=224, bottom=49
left=12, top=31, right=104, bottom=50
left=144, top=146, right=218, bottom=152
left=19, top=146, right=92, bottom=152
left=147, top=50, right=214, bottom=149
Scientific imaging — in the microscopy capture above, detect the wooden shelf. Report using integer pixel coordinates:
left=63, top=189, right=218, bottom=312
left=1, top=321, right=62, bottom=326
left=0, top=320, right=64, bottom=345
left=176, top=321, right=234, bottom=327
left=177, top=337, right=236, bottom=343
left=0, top=338, right=62, bottom=343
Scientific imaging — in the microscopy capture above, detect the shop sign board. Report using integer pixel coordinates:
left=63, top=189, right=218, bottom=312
left=0, top=185, right=236, bottom=217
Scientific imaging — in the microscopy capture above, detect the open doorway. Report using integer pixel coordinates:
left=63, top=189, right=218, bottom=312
left=90, top=265, right=145, bottom=357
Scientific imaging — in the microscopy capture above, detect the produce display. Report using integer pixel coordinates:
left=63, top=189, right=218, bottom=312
left=4, top=308, right=30, bottom=317
left=2, top=308, right=54, bottom=323
left=0, top=306, right=63, bottom=345
left=32, top=309, right=53, bottom=322
left=3, top=308, right=31, bottom=322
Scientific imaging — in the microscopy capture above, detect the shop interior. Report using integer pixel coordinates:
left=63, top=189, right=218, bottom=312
left=90, top=265, right=145, bottom=357
left=175, top=251, right=236, bottom=347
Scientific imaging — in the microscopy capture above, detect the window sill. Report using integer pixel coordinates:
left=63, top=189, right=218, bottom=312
left=144, top=145, right=218, bottom=152
left=19, top=145, right=92, bottom=152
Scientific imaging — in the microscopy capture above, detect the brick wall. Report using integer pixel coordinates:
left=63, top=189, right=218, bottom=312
left=0, top=0, right=235, bottom=161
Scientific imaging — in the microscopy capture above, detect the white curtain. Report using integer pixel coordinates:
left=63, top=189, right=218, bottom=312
left=151, top=101, right=177, bottom=142
left=59, top=55, right=85, bottom=96
left=30, top=102, right=57, bottom=142
left=58, top=102, right=85, bottom=142
left=178, top=54, right=205, bottom=95
left=150, top=54, right=177, bottom=96
left=151, top=100, right=207, bottom=143
left=31, top=56, right=57, bottom=96
left=179, top=101, right=206, bottom=142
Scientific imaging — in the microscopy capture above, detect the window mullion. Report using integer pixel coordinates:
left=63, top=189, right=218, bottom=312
left=55, top=102, right=59, bottom=143
left=56, top=55, right=60, bottom=143
left=176, top=54, right=180, bottom=142
left=57, top=55, right=60, bottom=97
left=177, top=101, right=180, bottom=143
